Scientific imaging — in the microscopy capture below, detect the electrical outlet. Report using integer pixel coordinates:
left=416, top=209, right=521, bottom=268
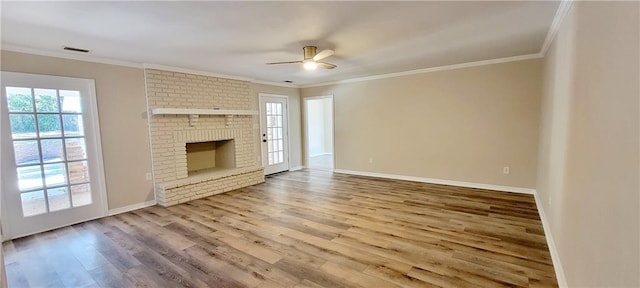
left=503, top=166, right=510, bottom=174
left=145, top=172, right=152, bottom=181
left=369, top=157, right=374, bottom=164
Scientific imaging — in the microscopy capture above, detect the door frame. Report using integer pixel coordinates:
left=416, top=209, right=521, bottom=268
left=258, top=93, right=291, bottom=174
left=303, top=95, right=335, bottom=171
left=0, top=72, right=4, bottom=287
left=1, top=71, right=108, bottom=239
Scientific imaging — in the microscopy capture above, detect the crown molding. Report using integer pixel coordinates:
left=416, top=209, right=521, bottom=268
left=4, top=41, right=551, bottom=90
left=1, top=44, right=143, bottom=68
left=1, top=44, right=298, bottom=88
left=540, top=0, right=574, bottom=56
left=300, top=53, right=542, bottom=88
left=248, top=79, right=298, bottom=88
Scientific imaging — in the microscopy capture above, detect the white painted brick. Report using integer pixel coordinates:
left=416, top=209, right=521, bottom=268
left=146, top=68, right=262, bottom=207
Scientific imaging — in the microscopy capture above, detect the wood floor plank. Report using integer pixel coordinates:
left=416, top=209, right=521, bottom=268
left=274, top=258, right=356, bottom=288
left=182, top=245, right=264, bottom=288
left=363, top=264, right=436, bottom=288
left=320, top=261, right=403, bottom=288
left=3, top=169, right=558, bottom=287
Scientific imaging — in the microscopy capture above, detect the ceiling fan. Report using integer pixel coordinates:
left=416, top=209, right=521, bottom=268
left=266, top=46, right=336, bottom=70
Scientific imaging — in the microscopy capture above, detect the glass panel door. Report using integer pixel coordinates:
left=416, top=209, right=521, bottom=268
left=1, top=72, right=107, bottom=239
left=266, top=102, right=285, bottom=165
left=259, top=95, right=289, bottom=175
left=8, top=87, right=93, bottom=216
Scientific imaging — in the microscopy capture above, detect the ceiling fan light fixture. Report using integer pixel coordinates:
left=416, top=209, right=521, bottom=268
left=303, top=61, right=318, bottom=70
left=267, top=46, right=336, bottom=70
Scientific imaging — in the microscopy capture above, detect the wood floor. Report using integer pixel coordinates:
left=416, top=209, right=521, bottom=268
left=3, top=169, right=558, bottom=288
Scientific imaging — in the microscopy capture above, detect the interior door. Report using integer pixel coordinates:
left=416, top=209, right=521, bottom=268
left=1, top=72, right=107, bottom=239
left=259, top=94, right=289, bottom=175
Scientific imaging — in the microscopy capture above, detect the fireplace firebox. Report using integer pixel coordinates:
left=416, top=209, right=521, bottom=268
left=186, top=139, right=235, bottom=176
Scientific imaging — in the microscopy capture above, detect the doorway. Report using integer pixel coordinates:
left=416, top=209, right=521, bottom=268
left=304, top=96, right=334, bottom=171
left=1, top=72, right=107, bottom=239
left=259, top=94, right=290, bottom=175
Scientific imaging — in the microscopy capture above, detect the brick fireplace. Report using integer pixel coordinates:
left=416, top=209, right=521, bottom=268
left=186, top=139, right=235, bottom=176
left=145, top=69, right=264, bottom=206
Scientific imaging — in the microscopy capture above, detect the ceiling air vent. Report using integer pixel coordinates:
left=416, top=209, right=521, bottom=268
left=283, top=80, right=293, bottom=83
left=63, top=46, right=90, bottom=53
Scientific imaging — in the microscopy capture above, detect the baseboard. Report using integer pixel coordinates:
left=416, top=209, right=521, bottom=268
left=289, top=166, right=305, bottom=171
left=534, top=193, right=567, bottom=287
left=309, top=153, right=332, bottom=157
left=108, top=200, right=157, bottom=216
left=333, top=169, right=535, bottom=194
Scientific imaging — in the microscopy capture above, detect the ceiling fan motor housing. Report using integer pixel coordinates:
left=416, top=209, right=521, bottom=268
left=303, top=46, right=318, bottom=60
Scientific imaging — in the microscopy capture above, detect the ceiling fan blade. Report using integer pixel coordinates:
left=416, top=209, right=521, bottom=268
left=317, top=62, right=337, bottom=69
left=266, top=61, right=303, bottom=65
left=313, top=49, right=334, bottom=61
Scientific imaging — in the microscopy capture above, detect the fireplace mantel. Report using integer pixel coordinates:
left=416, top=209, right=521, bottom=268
left=151, top=108, right=258, bottom=126
left=151, top=108, right=259, bottom=116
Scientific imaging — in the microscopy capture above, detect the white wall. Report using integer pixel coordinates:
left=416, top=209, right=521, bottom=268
left=307, top=100, right=325, bottom=156
left=302, top=59, right=542, bottom=188
left=307, top=98, right=333, bottom=157
left=537, top=2, right=639, bottom=286
left=323, top=99, right=334, bottom=154
left=306, top=98, right=333, bottom=157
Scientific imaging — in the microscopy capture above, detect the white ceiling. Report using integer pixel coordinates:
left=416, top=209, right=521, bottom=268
left=1, top=1, right=559, bottom=86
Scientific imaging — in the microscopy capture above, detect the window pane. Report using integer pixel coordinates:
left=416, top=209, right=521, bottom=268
left=268, top=152, right=274, bottom=165
left=71, top=184, right=92, bottom=207
left=277, top=128, right=283, bottom=139
left=267, top=140, right=273, bottom=153
left=267, top=128, right=273, bottom=139
left=48, top=187, right=71, bottom=212
left=37, top=114, right=62, bottom=138
left=17, top=165, right=44, bottom=191
left=278, top=151, right=284, bottom=163
left=13, top=140, right=40, bottom=166
left=10, top=114, right=37, bottom=139
left=21, top=190, right=47, bottom=216
left=275, top=103, right=282, bottom=115
left=60, top=90, right=82, bottom=113
left=34, top=89, right=59, bottom=113
left=266, top=103, right=272, bottom=114
left=278, top=140, right=284, bottom=152
left=62, top=114, right=84, bottom=137
left=43, top=163, right=67, bottom=187
left=276, top=116, right=282, bottom=127
left=68, top=161, right=90, bottom=184
left=41, top=139, right=64, bottom=163
left=65, top=138, right=87, bottom=161
left=6, top=87, right=33, bottom=112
